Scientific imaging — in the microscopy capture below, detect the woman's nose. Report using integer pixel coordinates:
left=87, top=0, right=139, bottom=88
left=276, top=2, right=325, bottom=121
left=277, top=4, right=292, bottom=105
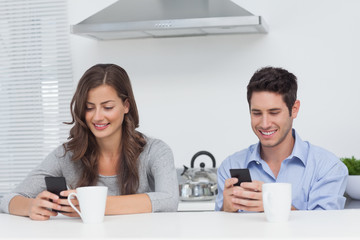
left=93, top=109, right=104, bottom=121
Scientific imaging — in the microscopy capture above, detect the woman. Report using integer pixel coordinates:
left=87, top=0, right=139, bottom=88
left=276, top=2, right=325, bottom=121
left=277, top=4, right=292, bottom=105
left=0, top=64, right=179, bottom=220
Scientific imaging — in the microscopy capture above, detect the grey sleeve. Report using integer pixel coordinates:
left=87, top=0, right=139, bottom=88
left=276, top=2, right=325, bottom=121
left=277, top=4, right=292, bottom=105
left=145, top=139, right=179, bottom=212
left=0, top=146, right=65, bottom=213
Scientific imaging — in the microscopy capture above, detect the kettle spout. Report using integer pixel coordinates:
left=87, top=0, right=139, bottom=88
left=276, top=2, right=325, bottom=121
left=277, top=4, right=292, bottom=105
left=181, top=165, right=191, bottom=181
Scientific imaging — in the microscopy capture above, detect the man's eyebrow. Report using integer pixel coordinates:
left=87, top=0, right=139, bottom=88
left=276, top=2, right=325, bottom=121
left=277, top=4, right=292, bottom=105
left=250, top=108, right=282, bottom=112
left=268, top=108, right=281, bottom=111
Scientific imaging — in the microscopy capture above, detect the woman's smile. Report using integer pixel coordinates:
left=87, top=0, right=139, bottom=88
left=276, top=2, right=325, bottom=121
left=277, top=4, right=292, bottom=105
left=93, top=123, right=110, bottom=130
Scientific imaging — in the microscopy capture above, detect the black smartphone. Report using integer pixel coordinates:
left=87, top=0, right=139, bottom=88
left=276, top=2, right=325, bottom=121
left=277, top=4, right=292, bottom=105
left=44, top=176, right=68, bottom=212
left=230, top=168, right=252, bottom=186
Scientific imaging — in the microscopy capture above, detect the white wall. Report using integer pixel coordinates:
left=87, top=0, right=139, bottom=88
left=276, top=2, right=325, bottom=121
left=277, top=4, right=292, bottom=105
left=68, top=0, right=360, bottom=168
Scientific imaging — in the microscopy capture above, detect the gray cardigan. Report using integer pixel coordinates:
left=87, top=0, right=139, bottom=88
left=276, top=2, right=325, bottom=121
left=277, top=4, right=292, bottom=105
left=0, top=137, right=179, bottom=213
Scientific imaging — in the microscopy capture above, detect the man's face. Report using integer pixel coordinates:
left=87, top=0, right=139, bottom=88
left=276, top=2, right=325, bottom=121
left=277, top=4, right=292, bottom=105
left=250, top=91, right=299, bottom=149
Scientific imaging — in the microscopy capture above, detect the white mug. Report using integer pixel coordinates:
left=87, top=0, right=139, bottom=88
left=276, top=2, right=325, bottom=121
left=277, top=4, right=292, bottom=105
left=67, top=186, right=108, bottom=224
left=262, top=183, right=292, bottom=222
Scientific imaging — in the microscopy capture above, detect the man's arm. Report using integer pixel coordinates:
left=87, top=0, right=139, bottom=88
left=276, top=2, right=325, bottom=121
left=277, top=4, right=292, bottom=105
left=307, top=161, right=348, bottom=210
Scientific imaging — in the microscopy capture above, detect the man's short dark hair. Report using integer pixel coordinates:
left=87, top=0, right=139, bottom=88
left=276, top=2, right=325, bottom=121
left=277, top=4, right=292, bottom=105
left=247, top=67, right=298, bottom=116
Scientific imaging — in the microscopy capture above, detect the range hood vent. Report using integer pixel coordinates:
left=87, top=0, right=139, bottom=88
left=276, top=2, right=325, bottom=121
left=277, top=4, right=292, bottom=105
left=71, top=0, right=268, bottom=40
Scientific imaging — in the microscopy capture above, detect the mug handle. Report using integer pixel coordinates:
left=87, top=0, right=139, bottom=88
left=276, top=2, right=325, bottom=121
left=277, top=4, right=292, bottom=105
left=67, top=192, right=82, bottom=218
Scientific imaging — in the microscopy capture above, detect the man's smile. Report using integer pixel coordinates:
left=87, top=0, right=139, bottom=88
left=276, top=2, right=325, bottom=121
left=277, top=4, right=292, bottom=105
left=259, top=130, right=277, bottom=136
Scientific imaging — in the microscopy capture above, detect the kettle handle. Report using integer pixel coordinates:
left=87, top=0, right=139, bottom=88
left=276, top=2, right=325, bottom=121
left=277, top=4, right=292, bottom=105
left=190, top=151, right=216, bottom=168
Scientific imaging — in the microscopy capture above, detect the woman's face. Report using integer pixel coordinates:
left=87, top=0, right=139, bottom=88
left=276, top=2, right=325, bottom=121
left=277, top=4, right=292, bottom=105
left=85, top=85, right=129, bottom=143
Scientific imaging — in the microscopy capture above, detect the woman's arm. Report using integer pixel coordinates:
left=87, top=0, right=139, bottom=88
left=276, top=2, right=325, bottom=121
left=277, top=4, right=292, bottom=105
left=8, top=192, right=61, bottom=220
left=104, top=139, right=179, bottom=214
left=1, top=145, right=77, bottom=218
left=8, top=195, right=34, bottom=216
left=105, top=194, right=152, bottom=215
left=144, top=139, right=179, bottom=212
left=57, top=190, right=152, bottom=215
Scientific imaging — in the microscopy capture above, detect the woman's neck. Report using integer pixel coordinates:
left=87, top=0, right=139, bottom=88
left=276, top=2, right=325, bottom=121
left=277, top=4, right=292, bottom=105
left=96, top=134, right=122, bottom=176
left=96, top=129, right=122, bottom=155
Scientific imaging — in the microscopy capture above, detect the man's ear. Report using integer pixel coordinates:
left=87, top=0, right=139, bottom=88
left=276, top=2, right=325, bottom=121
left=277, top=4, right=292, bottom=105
left=291, top=100, right=300, bottom=118
left=124, top=99, right=130, bottom=114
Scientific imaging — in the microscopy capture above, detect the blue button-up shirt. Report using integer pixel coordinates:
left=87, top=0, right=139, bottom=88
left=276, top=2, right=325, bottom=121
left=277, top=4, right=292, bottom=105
left=215, top=129, right=348, bottom=211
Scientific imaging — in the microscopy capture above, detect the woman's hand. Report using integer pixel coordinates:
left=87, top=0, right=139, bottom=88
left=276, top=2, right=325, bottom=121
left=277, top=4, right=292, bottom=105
left=57, top=189, right=80, bottom=217
left=27, top=191, right=61, bottom=220
left=28, top=189, right=80, bottom=219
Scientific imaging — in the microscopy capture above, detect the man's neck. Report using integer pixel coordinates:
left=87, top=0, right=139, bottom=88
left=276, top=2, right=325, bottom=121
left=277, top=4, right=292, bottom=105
left=260, top=131, right=295, bottom=178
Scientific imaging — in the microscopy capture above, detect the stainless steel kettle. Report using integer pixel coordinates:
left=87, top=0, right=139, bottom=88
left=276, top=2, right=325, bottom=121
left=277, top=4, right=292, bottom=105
left=179, top=151, right=218, bottom=201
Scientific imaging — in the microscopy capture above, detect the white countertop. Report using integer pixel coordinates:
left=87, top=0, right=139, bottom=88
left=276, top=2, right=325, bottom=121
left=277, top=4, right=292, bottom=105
left=178, top=197, right=360, bottom=212
left=1, top=209, right=360, bottom=239
left=178, top=199, right=215, bottom=211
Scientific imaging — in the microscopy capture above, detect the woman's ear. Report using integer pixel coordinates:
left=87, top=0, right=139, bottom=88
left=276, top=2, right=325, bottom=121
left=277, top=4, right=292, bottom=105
left=124, top=99, right=130, bottom=114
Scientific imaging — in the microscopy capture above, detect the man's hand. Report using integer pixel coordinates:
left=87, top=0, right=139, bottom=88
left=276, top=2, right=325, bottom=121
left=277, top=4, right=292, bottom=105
left=223, top=178, right=264, bottom=212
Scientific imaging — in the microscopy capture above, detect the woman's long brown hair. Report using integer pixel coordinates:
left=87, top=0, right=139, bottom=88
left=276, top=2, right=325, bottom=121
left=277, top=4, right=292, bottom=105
left=63, top=64, right=146, bottom=194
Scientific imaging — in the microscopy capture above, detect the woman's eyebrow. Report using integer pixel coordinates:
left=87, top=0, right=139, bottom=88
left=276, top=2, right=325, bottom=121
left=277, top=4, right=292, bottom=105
left=86, top=100, right=115, bottom=105
left=100, top=100, right=115, bottom=104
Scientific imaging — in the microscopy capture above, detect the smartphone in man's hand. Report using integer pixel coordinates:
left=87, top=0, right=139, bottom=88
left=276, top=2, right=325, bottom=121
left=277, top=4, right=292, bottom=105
left=44, top=176, right=68, bottom=212
left=230, top=168, right=252, bottom=186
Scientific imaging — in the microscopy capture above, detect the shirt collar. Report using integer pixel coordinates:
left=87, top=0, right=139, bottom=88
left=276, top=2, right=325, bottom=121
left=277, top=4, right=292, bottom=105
left=246, top=129, right=308, bottom=167
left=289, top=129, right=308, bottom=166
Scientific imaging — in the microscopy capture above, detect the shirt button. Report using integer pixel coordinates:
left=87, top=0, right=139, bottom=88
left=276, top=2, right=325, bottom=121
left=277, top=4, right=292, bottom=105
left=256, top=161, right=260, bottom=165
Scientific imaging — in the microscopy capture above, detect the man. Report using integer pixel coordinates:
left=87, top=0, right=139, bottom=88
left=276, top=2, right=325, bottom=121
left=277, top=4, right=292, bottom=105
left=215, top=67, right=348, bottom=212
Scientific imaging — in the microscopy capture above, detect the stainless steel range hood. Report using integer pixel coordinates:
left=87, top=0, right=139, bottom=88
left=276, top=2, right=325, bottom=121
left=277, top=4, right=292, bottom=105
left=71, top=0, right=268, bottom=40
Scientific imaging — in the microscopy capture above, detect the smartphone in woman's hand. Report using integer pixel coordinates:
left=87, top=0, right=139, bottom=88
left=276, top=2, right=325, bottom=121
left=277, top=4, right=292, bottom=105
left=44, top=176, right=67, bottom=212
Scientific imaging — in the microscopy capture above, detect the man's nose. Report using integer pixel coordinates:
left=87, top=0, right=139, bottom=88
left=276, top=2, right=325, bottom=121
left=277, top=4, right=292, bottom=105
left=261, top=115, right=271, bottom=129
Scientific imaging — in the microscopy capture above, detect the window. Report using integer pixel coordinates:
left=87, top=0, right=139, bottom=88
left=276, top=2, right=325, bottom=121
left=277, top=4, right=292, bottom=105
left=0, top=0, right=73, bottom=197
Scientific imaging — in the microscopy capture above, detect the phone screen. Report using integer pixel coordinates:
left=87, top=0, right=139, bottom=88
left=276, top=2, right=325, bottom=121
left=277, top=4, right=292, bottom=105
left=45, top=176, right=67, bottom=198
left=230, top=168, right=252, bottom=186
left=44, top=176, right=68, bottom=212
